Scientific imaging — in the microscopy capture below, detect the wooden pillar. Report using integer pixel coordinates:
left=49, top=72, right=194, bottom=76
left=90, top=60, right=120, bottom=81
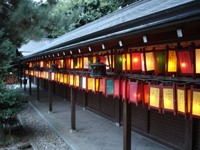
left=37, top=78, right=39, bottom=101
left=64, top=85, right=67, bottom=101
left=115, top=98, right=121, bottom=126
left=123, top=100, right=131, bottom=150
left=83, top=90, right=87, bottom=110
left=183, top=119, right=193, bottom=150
left=24, top=70, right=26, bottom=91
left=20, top=66, right=22, bottom=88
left=29, top=75, right=31, bottom=95
left=71, top=86, right=76, bottom=131
left=49, top=82, right=52, bottom=112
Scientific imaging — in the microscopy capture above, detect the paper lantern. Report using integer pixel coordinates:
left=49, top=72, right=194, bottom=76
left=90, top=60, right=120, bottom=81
left=129, top=80, right=142, bottom=106
left=54, top=73, right=58, bottom=82
left=43, top=71, right=45, bottom=79
left=69, top=74, right=74, bottom=86
left=50, top=72, right=55, bottom=81
left=95, top=78, right=99, bottom=93
left=31, top=70, right=34, bottom=76
left=83, top=57, right=89, bottom=69
left=29, top=62, right=33, bottom=68
left=35, top=71, right=39, bottom=78
left=131, top=52, right=142, bottom=72
left=114, top=78, right=120, bottom=99
left=64, top=74, right=67, bottom=84
left=177, top=50, right=193, bottom=75
left=45, top=71, right=49, bottom=80
left=145, top=52, right=155, bottom=72
left=99, top=78, right=103, bottom=93
left=66, top=74, right=69, bottom=85
left=40, top=71, right=43, bottom=78
left=144, top=84, right=149, bottom=105
left=74, top=58, right=78, bottom=69
left=66, top=58, right=71, bottom=69
left=103, top=78, right=106, bottom=95
left=79, top=76, right=83, bottom=88
left=187, top=89, right=191, bottom=113
left=105, top=78, right=114, bottom=97
left=195, top=49, right=200, bottom=74
left=149, top=83, right=162, bottom=113
left=176, top=84, right=187, bottom=117
left=25, top=70, right=29, bottom=75
left=154, top=51, right=166, bottom=75
left=74, top=75, right=80, bottom=88
left=162, top=84, right=176, bottom=115
left=167, top=50, right=177, bottom=74
left=82, top=76, right=87, bottom=90
left=114, top=54, right=122, bottom=72
left=122, top=79, right=129, bottom=101
left=40, top=61, right=44, bottom=68
left=46, top=61, right=52, bottom=68
left=141, top=53, right=145, bottom=72
left=70, top=59, right=74, bottom=69
left=122, top=53, right=131, bottom=72
left=191, top=86, right=200, bottom=118
left=87, top=77, right=95, bottom=92
left=57, top=73, right=61, bottom=82
left=78, top=57, right=83, bottom=69
left=59, top=73, right=64, bottom=84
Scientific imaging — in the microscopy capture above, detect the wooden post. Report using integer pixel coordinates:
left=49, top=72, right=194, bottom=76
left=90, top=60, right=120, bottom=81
left=20, top=66, right=22, bottom=88
left=29, top=75, right=31, bottom=95
left=37, top=78, right=39, bottom=101
left=83, top=90, right=87, bottom=110
left=24, top=70, right=26, bottom=91
left=49, top=82, right=52, bottom=112
left=123, top=100, right=131, bottom=150
left=64, top=85, right=67, bottom=101
left=115, top=98, right=121, bottom=126
left=111, top=49, right=113, bottom=72
left=183, top=118, right=193, bottom=150
left=71, top=86, right=76, bottom=131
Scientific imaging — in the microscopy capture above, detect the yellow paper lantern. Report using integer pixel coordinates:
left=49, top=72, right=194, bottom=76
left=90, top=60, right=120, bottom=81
left=145, top=52, right=155, bottom=71
left=64, top=74, right=67, bottom=84
left=45, top=71, right=48, bottom=79
left=70, top=59, right=74, bottom=69
left=75, top=75, right=79, bottom=87
left=195, top=49, right=200, bottom=74
left=95, top=78, right=99, bottom=92
left=83, top=57, right=89, bottom=69
left=187, top=89, right=191, bottom=113
left=163, top=87, right=175, bottom=114
left=149, top=87, right=160, bottom=108
left=60, top=73, right=64, bottom=83
left=167, top=50, right=177, bottom=72
left=69, top=74, right=74, bottom=86
left=87, top=77, right=94, bottom=91
left=177, top=89, right=185, bottom=114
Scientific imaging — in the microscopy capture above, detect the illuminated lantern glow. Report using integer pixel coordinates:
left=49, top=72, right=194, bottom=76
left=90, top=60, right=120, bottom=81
left=74, top=58, right=78, bottom=69
left=40, top=61, right=44, bottom=68
left=51, top=72, right=55, bottom=81
left=176, top=84, right=187, bottom=117
left=35, top=71, right=39, bottom=78
left=191, top=86, right=200, bottom=118
left=131, top=52, right=142, bottom=72
left=195, top=49, right=200, bottom=74
left=64, top=74, right=67, bottom=84
left=154, top=51, right=166, bottom=75
left=144, top=84, right=149, bottom=104
left=145, top=52, right=155, bottom=71
left=162, top=84, right=176, bottom=115
left=66, top=74, right=69, bottom=85
left=114, top=78, right=120, bottom=99
left=95, top=78, right=99, bottom=92
left=106, top=78, right=114, bottom=97
left=177, top=50, right=193, bottom=75
left=31, top=71, right=34, bottom=76
left=129, top=80, right=142, bottom=106
left=45, top=71, right=49, bottom=80
left=149, top=83, right=162, bottom=113
left=141, top=53, right=145, bottom=72
left=74, top=75, right=79, bottom=88
left=66, top=58, right=71, bottom=69
left=99, top=78, right=103, bottom=92
left=87, top=77, right=94, bottom=91
left=25, top=70, right=29, bottom=75
left=122, top=79, right=129, bottom=101
left=43, top=71, right=45, bottom=79
left=60, top=73, right=64, bottom=84
left=82, top=76, right=87, bottom=90
left=57, top=73, right=61, bottom=82
left=79, top=57, right=83, bottom=69
left=70, top=59, right=74, bottom=69
left=83, top=57, right=89, bottom=69
left=167, top=50, right=177, bottom=73
left=40, top=71, right=43, bottom=78
left=122, top=53, right=131, bottom=72
left=69, top=74, right=74, bottom=86
left=103, top=78, right=106, bottom=95
left=114, top=54, right=122, bottom=72
left=187, top=89, right=191, bottom=113
left=54, top=73, right=58, bottom=82
left=29, top=62, right=33, bottom=68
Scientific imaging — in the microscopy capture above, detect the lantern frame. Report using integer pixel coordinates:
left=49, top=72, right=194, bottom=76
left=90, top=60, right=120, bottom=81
left=176, top=49, right=193, bottom=76
left=190, top=85, right=200, bottom=119
left=176, top=84, right=187, bottom=117
left=154, top=50, right=166, bottom=76
left=122, top=50, right=131, bottom=73
left=162, top=84, right=176, bottom=115
left=148, top=83, right=162, bottom=113
left=165, top=49, right=178, bottom=76
left=122, top=78, right=129, bottom=101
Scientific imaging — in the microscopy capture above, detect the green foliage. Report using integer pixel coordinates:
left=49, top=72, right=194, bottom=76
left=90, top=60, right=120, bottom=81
left=0, top=81, right=27, bottom=124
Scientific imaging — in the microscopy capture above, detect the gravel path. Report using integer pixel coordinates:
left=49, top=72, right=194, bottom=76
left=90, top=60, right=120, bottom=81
left=20, top=105, right=71, bottom=150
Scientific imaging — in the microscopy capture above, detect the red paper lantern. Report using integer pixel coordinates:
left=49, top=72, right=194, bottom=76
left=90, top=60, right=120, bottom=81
left=177, top=50, right=193, bottom=76
left=144, top=83, right=149, bottom=105
left=148, top=83, right=162, bottom=113
left=122, top=79, right=129, bottom=101
left=114, top=78, right=120, bottom=99
left=129, top=80, right=142, bottom=106
left=131, top=52, right=142, bottom=72
left=25, top=70, right=29, bottom=75
left=162, top=84, right=176, bottom=115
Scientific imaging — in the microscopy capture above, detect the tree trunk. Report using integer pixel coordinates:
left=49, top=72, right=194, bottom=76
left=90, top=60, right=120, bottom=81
left=0, top=119, right=5, bottom=145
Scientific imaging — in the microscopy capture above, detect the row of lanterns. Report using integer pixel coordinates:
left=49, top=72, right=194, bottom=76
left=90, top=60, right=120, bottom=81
left=27, top=48, right=200, bottom=77
left=25, top=69, right=200, bottom=119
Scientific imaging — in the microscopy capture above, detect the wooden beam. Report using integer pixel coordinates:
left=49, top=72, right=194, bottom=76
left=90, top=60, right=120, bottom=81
left=123, top=100, right=131, bottom=150
left=37, top=78, right=39, bottom=101
left=49, top=82, right=52, bottom=112
left=29, top=75, right=31, bottom=95
left=71, top=87, right=76, bottom=131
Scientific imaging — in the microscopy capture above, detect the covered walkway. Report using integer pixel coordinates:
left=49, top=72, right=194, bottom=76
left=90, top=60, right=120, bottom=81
left=22, top=81, right=170, bottom=150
